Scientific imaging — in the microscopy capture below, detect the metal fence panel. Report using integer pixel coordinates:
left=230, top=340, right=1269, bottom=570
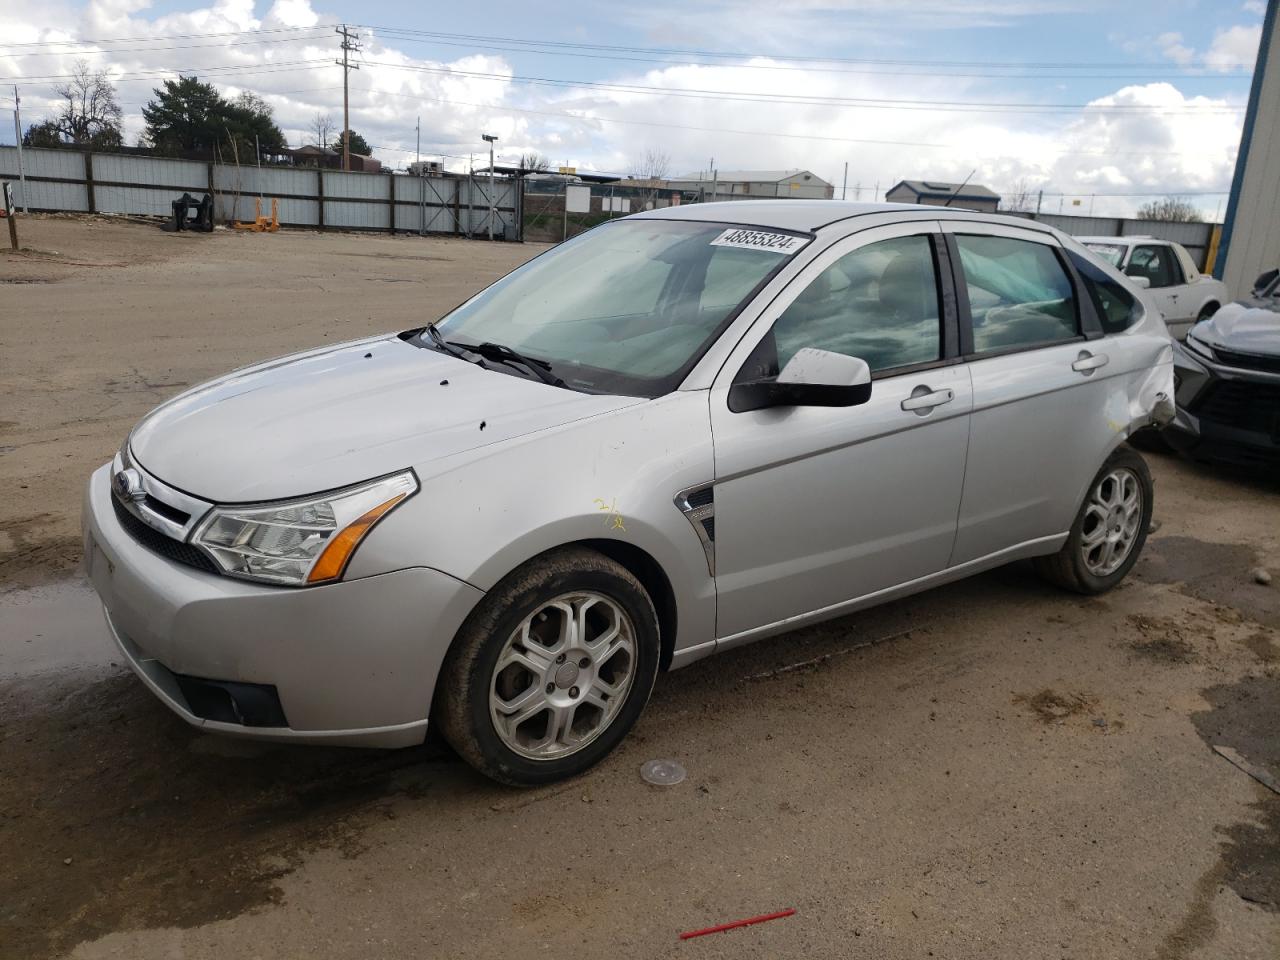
left=92, top=154, right=206, bottom=190
left=324, top=199, right=390, bottom=230
left=95, top=185, right=190, bottom=216
left=0, top=146, right=83, bottom=180
left=14, top=178, right=89, bottom=212
left=323, top=170, right=387, bottom=200
left=0, top=147, right=523, bottom=240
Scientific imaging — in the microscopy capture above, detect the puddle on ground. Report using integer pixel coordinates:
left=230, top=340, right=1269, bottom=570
left=0, top=577, right=116, bottom=680
left=0, top=577, right=463, bottom=959
left=1192, top=674, right=1280, bottom=914
left=1137, top=536, right=1280, bottom=629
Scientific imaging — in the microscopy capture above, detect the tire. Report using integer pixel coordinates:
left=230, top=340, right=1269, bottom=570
left=435, top=547, right=660, bottom=786
left=1034, top=447, right=1154, bottom=595
left=1196, top=302, right=1219, bottom=324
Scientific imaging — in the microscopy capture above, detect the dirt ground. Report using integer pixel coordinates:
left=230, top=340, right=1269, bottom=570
left=1, top=216, right=1278, bottom=959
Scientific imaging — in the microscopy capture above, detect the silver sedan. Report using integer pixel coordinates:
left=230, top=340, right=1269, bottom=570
left=83, top=201, right=1175, bottom=784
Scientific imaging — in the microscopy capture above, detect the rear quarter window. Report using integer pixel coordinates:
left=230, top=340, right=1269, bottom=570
left=1069, top=252, right=1142, bottom=334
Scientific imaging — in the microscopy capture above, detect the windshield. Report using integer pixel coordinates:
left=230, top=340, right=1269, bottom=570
left=1084, top=243, right=1125, bottom=267
left=431, top=219, right=807, bottom=397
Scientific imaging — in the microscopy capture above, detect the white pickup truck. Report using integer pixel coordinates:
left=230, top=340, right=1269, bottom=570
left=1079, top=236, right=1228, bottom=339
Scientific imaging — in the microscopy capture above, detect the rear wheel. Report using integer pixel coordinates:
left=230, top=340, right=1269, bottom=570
left=1034, top=447, right=1153, bottom=595
left=435, top=547, right=660, bottom=786
left=1196, top=302, right=1219, bottom=324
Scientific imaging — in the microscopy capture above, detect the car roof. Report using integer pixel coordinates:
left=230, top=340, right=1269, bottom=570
left=626, top=199, right=1058, bottom=236
left=1078, top=236, right=1161, bottom=246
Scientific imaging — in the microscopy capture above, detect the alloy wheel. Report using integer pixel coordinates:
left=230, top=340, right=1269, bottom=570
left=488, top=592, right=637, bottom=761
left=1080, top=467, right=1144, bottom=577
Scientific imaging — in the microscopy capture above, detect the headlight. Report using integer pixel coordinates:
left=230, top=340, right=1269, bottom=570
left=192, top=471, right=417, bottom=586
left=1184, top=333, right=1216, bottom=363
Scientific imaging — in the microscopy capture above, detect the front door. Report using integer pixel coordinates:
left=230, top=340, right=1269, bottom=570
left=1126, top=244, right=1187, bottom=330
left=708, top=223, right=972, bottom=643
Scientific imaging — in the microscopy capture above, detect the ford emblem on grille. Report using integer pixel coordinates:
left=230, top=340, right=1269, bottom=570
left=111, top=468, right=146, bottom=503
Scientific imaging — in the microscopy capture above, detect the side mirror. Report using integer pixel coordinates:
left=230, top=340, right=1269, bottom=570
left=729, top=348, right=872, bottom=413
left=1253, top=269, right=1278, bottom=294
left=1128, top=275, right=1151, bottom=289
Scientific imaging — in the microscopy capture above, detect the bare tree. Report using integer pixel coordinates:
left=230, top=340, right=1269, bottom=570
left=629, top=148, right=671, bottom=181
left=1136, top=196, right=1201, bottom=222
left=34, top=60, right=123, bottom=149
left=311, top=112, right=335, bottom=149
left=516, top=151, right=551, bottom=174
left=1002, top=177, right=1037, bottom=213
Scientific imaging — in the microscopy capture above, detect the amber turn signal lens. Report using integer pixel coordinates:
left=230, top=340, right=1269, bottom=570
left=306, top=493, right=407, bottom=584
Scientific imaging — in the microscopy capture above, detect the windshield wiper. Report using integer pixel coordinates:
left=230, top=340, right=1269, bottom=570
left=471, top=342, right=566, bottom=388
left=424, top=322, right=482, bottom=364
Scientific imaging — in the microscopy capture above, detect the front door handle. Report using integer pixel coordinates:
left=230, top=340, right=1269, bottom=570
left=901, top=387, right=954, bottom=412
left=1072, top=351, right=1109, bottom=374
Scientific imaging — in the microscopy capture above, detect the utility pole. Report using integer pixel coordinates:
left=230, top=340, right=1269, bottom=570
left=841, top=162, right=848, bottom=201
left=415, top=116, right=420, bottom=166
left=1036, top=189, right=1043, bottom=215
left=335, top=25, right=361, bottom=172
left=13, top=84, right=28, bottom=213
left=482, top=133, right=498, bottom=241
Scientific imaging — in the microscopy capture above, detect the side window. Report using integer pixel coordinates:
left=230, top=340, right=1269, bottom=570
left=763, top=235, right=942, bottom=375
left=1126, top=245, right=1176, bottom=288
left=1069, top=252, right=1141, bottom=334
left=955, top=234, right=1078, bottom=352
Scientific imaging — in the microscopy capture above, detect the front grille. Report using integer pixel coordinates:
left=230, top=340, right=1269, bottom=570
left=1193, top=379, right=1280, bottom=435
left=111, top=495, right=219, bottom=573
left=1212, top=347, right=1280, bottom=374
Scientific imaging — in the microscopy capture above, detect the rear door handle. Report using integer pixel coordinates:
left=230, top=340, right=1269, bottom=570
left=901, top=387, right=954, bottom=412
left=1072, top=351, right=1109, bottom=374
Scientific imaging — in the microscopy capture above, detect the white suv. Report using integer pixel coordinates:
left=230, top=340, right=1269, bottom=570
left=1080, top=236, right=1226, bottom=339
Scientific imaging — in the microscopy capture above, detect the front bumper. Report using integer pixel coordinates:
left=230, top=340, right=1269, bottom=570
left=1165, top=342, right=1280, bottom=468
left=83, top=463, right=484, bottom=747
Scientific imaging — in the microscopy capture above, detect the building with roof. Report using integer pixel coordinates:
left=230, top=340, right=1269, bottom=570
left=285, top=145, right=382, bottom=173
left=1216, top=0, right=1279, bottom=293
left=885, top=180, right=1001, bottom=212
left=661, top=170, right=834, bottom=200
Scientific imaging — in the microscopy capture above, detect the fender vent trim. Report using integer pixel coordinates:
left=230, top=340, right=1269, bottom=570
left=674, top=484, right=716, bottom=576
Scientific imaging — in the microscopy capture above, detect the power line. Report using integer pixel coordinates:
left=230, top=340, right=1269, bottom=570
left=356, top=59, right=1246, bottom=116
left=364, top=28, right=1254, bottom=82
left=362, top=87, right=1238, bottom=159
left=0, top=33, right=335, bottom=59
left=352, top=25, right=1246, bottom=73
left=0, top=25, right=334, bottom=49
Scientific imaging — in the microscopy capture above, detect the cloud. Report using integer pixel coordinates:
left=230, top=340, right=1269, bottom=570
left=1204, top=24, right=1262, bottom=72
left=0, top=0, right=1247, bottom=218
left=1242, top=1, right=1265, bottom=15
left=1157, top=32, right=1196, bottom=66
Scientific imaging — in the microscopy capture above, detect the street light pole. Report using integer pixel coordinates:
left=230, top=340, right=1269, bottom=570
left=482, top=133, right=498, bottom=241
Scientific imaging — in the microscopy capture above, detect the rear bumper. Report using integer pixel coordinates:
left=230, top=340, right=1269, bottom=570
left=84, top=463, right=484, bottom=748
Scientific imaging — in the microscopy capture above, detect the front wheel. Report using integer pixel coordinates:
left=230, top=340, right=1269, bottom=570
left=435, top=547, right=660, bottom=786
left=1034, top=447, right=1153, bottom=595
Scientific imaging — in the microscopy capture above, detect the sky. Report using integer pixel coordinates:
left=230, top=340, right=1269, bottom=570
left=0, top=0, right=1268, bottom=218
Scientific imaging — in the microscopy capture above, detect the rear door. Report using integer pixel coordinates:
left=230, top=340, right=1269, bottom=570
left=944, top=221, right=1116, bottom=564
left=708, top=221, right=972, bottom=643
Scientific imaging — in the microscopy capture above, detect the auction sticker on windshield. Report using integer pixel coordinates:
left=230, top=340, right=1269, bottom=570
left=710, top=228, right=807, bottom=254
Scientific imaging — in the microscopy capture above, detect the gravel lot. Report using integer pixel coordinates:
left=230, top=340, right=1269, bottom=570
left=1, top=216, right=1277, bottom=959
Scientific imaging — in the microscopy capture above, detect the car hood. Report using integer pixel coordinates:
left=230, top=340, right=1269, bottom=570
left=128, top=335, right=644, bottom=502
left=1191, top=302, right=1280, bottom=357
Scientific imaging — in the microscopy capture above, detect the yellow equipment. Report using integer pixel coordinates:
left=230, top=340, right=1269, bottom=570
left=233, top=197, right=280, bottom=233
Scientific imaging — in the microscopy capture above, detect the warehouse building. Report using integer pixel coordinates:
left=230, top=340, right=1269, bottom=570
left=885, top=180, right=1002, bottom=212
left=663, top=170, right=834, bottom=200
left=1217, top=0, right=1280, bottom=295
